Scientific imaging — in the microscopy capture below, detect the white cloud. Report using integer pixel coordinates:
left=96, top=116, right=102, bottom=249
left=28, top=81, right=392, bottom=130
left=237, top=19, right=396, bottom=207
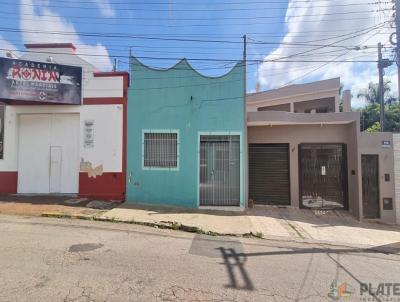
left=258, top=0, right=395, bottom=107
left=91, top=0, right=116, bottom=18
left=19, top=0, right=112, bottom=71
left=0, top=35, right=20, bottom=58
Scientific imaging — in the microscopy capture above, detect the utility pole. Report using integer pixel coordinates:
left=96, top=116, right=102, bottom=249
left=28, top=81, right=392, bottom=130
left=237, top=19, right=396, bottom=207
left=129, top=47, right=132, bottom=85
left=243, top=34, right=248, bottom=206
left=395, top=0, right=400, bottom=102
left=243, top=35, right=247, bottom=97
left=377, top=42, right=393, bottom=132
left=378, top=42, right=385, bottom=132
left=113, top=58, right=117, bottom=72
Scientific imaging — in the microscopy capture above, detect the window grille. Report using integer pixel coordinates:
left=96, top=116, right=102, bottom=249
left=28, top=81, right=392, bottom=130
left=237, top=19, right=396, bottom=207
left=143, top=132, right=178, bottom=168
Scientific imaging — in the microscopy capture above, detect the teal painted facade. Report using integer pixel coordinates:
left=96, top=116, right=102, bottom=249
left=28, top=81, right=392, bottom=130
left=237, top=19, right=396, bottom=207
left=126, top=58, right=246, bottom=208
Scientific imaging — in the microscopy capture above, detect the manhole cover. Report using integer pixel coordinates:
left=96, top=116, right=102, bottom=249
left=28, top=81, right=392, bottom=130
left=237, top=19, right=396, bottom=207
left=69, top=243, right=104, bottom=253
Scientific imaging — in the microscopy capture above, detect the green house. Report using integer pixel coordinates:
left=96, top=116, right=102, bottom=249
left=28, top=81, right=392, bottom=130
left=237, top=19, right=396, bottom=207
left=126, top=57, right=246, bottom=208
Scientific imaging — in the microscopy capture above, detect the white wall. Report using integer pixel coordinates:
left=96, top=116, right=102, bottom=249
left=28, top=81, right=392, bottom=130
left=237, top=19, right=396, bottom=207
left=0, top=104, right=123, bottom=173
left=84, top=76, right=124, bottom=98
left=0, top=47, right=125, bottom=175
left=80, top=105, right=123, bottom=172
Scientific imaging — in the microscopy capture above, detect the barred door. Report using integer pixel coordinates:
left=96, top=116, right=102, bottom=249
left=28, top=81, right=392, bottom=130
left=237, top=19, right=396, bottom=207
left=299, top=144, right=348, bottom=209
left=362, top=155, right=380, bottom=218
left=199, top=135, right=240, bottom=206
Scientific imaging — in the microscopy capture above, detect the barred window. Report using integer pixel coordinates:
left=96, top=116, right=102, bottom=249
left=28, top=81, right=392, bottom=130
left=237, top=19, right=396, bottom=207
left=143, top=132, right=178, bottom=168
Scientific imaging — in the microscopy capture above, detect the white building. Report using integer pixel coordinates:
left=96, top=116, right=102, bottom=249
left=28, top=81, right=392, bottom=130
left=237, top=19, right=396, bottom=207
left=0, top=43, right=128, bottom=200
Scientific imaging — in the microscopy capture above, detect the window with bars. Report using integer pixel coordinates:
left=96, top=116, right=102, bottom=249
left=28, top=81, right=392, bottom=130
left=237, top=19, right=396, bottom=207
left=143, top=132, right=178, bottom=169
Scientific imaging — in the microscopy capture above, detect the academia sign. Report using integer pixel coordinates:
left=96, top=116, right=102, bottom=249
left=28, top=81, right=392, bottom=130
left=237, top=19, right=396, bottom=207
left=0, top=57, right=82, bottom=104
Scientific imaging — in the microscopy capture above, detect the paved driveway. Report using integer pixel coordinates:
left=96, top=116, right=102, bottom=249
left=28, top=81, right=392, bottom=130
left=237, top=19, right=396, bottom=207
left=247, top=207, right=400, bottom=249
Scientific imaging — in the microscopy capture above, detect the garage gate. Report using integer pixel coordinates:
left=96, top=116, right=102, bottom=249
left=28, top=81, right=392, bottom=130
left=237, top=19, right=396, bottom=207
left=249, top=144, right=290, bottom=205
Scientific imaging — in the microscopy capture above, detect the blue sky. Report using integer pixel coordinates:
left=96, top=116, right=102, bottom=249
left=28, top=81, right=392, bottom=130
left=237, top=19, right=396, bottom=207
left=0, top=0, right=397, bottom=106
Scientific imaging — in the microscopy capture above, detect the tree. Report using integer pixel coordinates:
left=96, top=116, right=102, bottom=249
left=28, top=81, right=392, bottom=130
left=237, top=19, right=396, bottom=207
left=359, top=103, right=400, bottom=132
left=357, top=79, right=395, bottom=105
left=357, top=79, right=400, bottom=132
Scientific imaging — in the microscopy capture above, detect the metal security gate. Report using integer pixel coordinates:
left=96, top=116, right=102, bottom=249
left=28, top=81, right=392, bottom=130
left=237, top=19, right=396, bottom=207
left=362, top=155, right=380, bottom=218
left=299, top=143, right=348, bottom=209
left=249, top=144, right=290, bottom=205
left=199, top=135, right=240, bottom=206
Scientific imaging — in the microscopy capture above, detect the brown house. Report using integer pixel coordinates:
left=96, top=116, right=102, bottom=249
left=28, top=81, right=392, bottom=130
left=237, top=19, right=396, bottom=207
left=247, top=78, right=397, bottom=224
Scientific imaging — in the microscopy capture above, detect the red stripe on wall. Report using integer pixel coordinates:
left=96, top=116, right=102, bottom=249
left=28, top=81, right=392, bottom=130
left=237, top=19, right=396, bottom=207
left=93, top=71, right=129, bottom=78
left=79, top=172, right=125, bottom=200
left=25, top=43, right=76, bottom=50
left=0, top=172, right=18, bottom=193
left=83, top=98, right=124, bottom=105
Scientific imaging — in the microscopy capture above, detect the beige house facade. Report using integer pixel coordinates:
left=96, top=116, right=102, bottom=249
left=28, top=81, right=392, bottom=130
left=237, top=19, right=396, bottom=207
left=247, top=78, right=397, bottom=224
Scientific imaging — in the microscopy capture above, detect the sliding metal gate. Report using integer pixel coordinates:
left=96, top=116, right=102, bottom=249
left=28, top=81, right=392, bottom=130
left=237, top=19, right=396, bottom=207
left=199, top=135, right=240, bottom=206
left=249, top=144, right=290, bottom=205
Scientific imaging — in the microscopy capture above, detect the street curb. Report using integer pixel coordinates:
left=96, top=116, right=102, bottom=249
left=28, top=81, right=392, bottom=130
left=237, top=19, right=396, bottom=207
left=40, top=212, right=400, bottom=255
left=41, top=211, right=263, bottom=238
left=41, top=211, right=101, bottom=221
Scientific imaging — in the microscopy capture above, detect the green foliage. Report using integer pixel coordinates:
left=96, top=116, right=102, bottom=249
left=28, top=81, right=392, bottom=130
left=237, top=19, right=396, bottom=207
left=359, top=103, right=400, bottom=132
left=357, top=79, right=399, bottom=132
left=365, top=122, right=381, bottom=133
left=357, top=79, right=393, bottom=104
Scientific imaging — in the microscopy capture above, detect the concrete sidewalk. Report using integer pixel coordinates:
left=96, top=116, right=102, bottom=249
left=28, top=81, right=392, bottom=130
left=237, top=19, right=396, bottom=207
left=99, top=204, right=400, bottom=249
left=1, top=194, right=399, bottom=251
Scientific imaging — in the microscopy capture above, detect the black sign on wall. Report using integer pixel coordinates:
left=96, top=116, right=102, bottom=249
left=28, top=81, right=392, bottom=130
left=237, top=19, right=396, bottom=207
left=0, top=57, right=82, bottom=104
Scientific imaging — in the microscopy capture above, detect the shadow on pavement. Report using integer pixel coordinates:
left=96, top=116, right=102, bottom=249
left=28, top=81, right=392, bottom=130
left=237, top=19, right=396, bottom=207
left=190, top=233, right=399, bottom=293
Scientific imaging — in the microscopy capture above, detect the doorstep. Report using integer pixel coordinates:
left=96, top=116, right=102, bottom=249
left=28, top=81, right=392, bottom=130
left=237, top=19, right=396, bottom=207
left=198, top=206, right=245, bottom=212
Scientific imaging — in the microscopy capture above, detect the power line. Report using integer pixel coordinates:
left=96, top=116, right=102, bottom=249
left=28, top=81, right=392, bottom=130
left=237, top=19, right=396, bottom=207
left=4, top=21, right=391, bottom=42
left=19, top=0, right=392, bottom=5
left=13, top=9, right=391, bottom=22
left=0, top=23, right=390, bottom=69
left=2, top=47, right=381, bottom=63
left=280, top=23, right=389, bottom=87
left=0, top=26, right=389, bottom=49
left=0, top=18, right=391, bottom=37
left=12, top=17, right=388, bottom=27
left=3, top=1, right=388, bottom=12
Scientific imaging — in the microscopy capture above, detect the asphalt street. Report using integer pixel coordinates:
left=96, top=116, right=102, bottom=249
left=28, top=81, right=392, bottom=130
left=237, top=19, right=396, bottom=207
left=0, top=214, right=399, bottom=302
